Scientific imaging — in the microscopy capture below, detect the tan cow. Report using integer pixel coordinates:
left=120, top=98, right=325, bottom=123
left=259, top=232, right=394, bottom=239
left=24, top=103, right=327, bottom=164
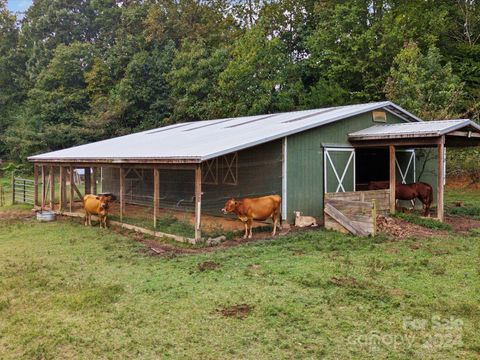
left=222, top=195, right=282, bottom=239
left=83, top=194, right=113, bottom=228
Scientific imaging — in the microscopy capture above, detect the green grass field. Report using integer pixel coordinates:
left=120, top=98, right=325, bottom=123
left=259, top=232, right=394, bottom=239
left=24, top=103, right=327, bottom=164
left=0, top=193, right=479, bottom=359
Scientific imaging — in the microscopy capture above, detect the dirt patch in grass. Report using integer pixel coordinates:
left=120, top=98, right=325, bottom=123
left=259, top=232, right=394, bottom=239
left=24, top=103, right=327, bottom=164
left=445, top=215, right=480, bottom=234
left=0, top=209, right=34, bottom=221
left=197, top=261, right=222, bottom=272
left=329, top=276, right=365, bottom=288
left=216, top=304, right=254, bottom=319
left=376, top=215, right=447, bottom=239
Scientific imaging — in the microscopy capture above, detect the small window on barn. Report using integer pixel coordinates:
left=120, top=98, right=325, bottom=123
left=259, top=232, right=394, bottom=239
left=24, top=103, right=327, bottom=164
left=222, top=152, right=238, bottom=185
left=202, top=158, right=218, bottom=185
left=372, top=111, right=387, bottom=123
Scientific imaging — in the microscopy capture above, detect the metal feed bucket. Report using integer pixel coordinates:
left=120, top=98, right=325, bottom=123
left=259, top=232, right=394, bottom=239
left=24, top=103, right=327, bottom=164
left=37, top=211, right=56, bottom=222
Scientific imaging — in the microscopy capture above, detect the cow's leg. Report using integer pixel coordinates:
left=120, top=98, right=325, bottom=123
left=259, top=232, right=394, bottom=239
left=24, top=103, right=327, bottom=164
left=104, top=215, right=108, bottom=228
left=99, top=216, right=103, bottom=228
left=243, top=221, right=248, bottom=239
left=84, top=213, right=88, bottom=226
left=248, top=219, right=253, bottom=238
left=272, top=214, right=278, bottom=236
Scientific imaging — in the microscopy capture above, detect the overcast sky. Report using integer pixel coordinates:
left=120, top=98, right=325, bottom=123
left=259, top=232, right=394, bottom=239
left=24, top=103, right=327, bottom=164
left=7, top=0, right=32, bottom=13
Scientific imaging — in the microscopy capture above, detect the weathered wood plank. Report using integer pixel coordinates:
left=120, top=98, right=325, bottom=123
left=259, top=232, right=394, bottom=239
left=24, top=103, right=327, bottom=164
left=324, top=203, right=369, bottom=237
left=69, top=166, right=74, bottom=213
left=49, top=166, right=55, bottom=210
left=437, top=136, right=445, bottom=222
left=389, top=145, right=396, bottom=214
left=194, top=164, right=202, bottom=241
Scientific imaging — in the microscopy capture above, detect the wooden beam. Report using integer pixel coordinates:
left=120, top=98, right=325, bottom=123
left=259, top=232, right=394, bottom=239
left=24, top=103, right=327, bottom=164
left=194, top=164, right=202, bottom=242
left=84, top=167, right=91, bottom=195
left=59, top=166, right=66, bottom=211
left=437, top=136, right=445, bottom=222
left=447, top=130, right=480, bottom=138
left=324, top=203, right=369, bottom=237
left=49, top=166, right=55, bottom=210
left=153, top=168, right=160, bottom=229
left=119, top=166, right=125, bottom=222
left=69, top=166, right=74, bottom=213
left=71, top=181, right=83, bottom=200
left=389, top=145, right=396, bottom=214
left=92, top=168, right=97, bottom=195
left=350, top=137, right=440, bottom=148
left=41, top=166, right=46, bottom=210
left=34, top=165, right=39, bottom=207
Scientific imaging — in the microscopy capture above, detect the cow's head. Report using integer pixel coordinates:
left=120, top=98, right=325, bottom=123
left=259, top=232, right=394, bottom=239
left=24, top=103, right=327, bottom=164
left=96, top=195, right=110, bottom=212
left=294, top=211, right=301, bottom=218
left=222, top=199, right=237, bottom=214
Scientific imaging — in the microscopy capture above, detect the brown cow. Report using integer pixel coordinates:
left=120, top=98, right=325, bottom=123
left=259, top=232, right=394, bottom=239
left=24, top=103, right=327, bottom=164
left=222, top=195, right=282, bottom=239
left=83, top=194, right=113, bottom=228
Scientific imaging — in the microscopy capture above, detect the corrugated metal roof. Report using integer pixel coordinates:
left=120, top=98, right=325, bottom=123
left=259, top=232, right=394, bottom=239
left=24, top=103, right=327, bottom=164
left=29, top=101, right=421, bottom=163
left=348, top=119, right=480, bottom=140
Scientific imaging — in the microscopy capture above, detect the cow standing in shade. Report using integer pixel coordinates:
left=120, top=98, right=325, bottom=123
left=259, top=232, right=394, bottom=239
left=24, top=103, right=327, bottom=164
left=222, top=195, right=282, bottom=238
left=83, top=194, right=113, bottom=228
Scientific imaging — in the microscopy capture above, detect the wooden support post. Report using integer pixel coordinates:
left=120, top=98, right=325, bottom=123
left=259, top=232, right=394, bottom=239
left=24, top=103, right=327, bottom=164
left=49, top=166, right=55, bottom=210
left=389, top=145, right=396, bottom=214
left=69, top=166, right=74, bottom=213
left=34, top=165, right=39, bottom=207
left=194, top=164, right=202, bottom=242
left=92, top=168, right=97, bottom=195
left=119, top=166, right=125, bottom=222
left=59, top=166, right=67, bottom=211
left=84, top=167, right=91, bottom=195
left=153, top=168, right=160, bottom=229
left=41, top=166, right=46, bottom=210
left=437, top=136, right=445, bottom=222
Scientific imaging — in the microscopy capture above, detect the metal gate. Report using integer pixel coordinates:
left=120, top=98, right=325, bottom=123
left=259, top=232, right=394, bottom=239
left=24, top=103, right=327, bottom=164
left=324, top=147, right=355, bottom=193
left=12, top=177, right=35, bottom=205
left=396, top=149, right=416, bottom=184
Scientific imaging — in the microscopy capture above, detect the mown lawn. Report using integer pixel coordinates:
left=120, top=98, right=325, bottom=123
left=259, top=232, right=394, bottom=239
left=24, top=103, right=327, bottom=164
left=0, top=205, right=479, bottom=359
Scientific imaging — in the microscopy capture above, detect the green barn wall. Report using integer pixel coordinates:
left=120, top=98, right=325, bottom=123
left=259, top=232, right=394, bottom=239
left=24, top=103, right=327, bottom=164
left=286, top=111, right=412, bottom=223
left=415, top=148, right=439, bottom=206
left=202, top=140, right=282, bottom=214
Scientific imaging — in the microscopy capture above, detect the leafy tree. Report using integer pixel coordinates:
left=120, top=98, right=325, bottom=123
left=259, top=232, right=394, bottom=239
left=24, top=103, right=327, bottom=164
left=111, top=42, right=175, bottom=132
left=167, top=40, right=230, bottom=122
left=5, top=42, right=95, bottom=161
left=20, top=0, right=98, bottom=81
left=144, top=0, right=240, bottom=47
left=385, top=41, right=465, bottom=120
left=216, top=24, right=300, bottom=116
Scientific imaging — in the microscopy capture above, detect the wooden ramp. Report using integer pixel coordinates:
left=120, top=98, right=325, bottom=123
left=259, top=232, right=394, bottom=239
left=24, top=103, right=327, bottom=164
left=324, top=190, right=390, bottom=237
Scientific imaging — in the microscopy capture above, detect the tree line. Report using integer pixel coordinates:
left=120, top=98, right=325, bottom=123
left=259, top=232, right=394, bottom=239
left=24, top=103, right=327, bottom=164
left=0, top=0, right=478, bottom=166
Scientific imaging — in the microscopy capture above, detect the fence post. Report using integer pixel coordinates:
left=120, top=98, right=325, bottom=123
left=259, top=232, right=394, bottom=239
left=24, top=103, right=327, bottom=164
left=11, top=173, right=15, bottom=205
left=371, top=199, right=377, bottom=236
left=34, top=164, right=39, bottom=207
